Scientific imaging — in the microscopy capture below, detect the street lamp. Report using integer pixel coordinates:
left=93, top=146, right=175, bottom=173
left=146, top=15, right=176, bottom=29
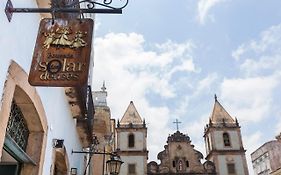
left=106, top=155, right=124, bottom=175
left=72, top=148, right=124, bottom=175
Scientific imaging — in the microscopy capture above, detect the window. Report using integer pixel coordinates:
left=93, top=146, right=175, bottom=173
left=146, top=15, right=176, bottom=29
left=223, top=132, right=231, bottom=146
left=128, top=164, right=136, bottom=174
left=227, top=163, right=236, bottom=174
left=128, top=134, right=135, bottom=148
left=186, top=161, right=189, bottom=167
left=173, top=161, right=176, bottom=167
left=207, top=137, right=211, bottom=151
left=6, top=101, right=29, bottom=151
left=178, top=160, right=183, bottom=171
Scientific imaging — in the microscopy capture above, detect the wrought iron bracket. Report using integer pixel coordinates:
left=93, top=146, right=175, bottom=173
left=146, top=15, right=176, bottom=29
left=71, top=150, right=117, bottom=156
left=5, top=0, right=129, bottom=22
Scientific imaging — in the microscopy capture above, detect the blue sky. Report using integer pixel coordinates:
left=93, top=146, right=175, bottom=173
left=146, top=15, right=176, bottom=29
left=92, top=1, right=281, bottom=174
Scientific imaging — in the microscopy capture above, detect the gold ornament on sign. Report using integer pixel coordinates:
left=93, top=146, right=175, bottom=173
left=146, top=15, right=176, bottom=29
left=42, top=27, right=87, bottom=49
left=71, top=31, right=87, bottom=48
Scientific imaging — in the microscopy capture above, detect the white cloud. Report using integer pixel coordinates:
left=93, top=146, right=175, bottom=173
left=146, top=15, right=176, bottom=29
left=232, top=24, right=281, bottom=75
left=227, top=23, right=281, bottom=125
left=275, top=110, right=281, bottom=134
left=173, top=73, right=218, bottom=117
left=231, top=44, right=246, bottom=61
left=197, top=0, right=227, bottom=24
left=220, top=75, right=280, bottom=123
left=94, top=20, right=101, bottom=33
left=194, top=73, right=218, bottom=95
left=223, top=24, right=281, bottom=174
left=243, top=132, right=263, bottom=175
left=93, top=32, right=198, bottom=161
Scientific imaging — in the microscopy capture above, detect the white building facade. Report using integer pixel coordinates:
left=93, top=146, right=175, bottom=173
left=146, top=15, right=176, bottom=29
left=251, top=138, right=281, bottom=175
left=0, top=0, right=94, bottom=174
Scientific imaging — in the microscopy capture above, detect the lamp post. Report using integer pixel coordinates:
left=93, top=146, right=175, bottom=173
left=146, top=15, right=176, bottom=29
left=106, top=155, right=124, bottom=175
left=71, top=130, right=124, bottom=175
left=72, top=149, right=124, bottom=175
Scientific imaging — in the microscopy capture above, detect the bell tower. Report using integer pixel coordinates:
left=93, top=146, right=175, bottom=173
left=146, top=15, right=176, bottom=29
left=204, top=95, right=249, bottom=175
left=116, top=101, right=148, bottom=175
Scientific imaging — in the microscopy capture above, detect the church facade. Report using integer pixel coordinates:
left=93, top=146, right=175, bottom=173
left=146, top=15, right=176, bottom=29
left=147, top=131, right=216, bottom=175
left=146, top=96, right=249, bottom=175
left=88, top=85, right=250, bottom=175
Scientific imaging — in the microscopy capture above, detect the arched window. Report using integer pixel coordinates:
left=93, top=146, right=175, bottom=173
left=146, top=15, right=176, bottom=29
left=0, top=61, right=48, bottom=175
left=207, top=137, right=211, bottom=151
left=223, top=132, right=231, bottom=146
left=178, top=160, right=183, bottom=171
left=186, top=160, right=189, bottom=167
left=128, top=134, right=135, bottom=148
left=6, top=100, right=30, bottom=151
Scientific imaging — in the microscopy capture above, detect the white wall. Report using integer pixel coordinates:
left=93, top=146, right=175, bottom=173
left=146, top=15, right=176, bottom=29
left=0, top=1, right=40, bottom=101
left=0, top=1, right=90, bottom=174
left=119, top=131, right=145, bottom=150
left=218, top=155, right=246, bottom=175
left=214, top=131, right=240, bottom=150
left=120, top=156, right=145, bottom=175
left=252, top=152, right=270, bottom=175
left=205, top=133, right=212, bottom=154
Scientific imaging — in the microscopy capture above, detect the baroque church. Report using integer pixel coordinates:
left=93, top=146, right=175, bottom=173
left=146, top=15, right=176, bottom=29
left=91, top=84, right=249, bottom=175
left=147, top=130, right=216, bottom=175
left=145, top=96, right=249, bottom=175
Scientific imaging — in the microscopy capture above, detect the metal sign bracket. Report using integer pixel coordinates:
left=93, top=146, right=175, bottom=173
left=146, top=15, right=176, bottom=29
left=5, top=0, right=128, bottom=22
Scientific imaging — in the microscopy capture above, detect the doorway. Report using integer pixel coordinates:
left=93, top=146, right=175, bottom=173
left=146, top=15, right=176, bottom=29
left=0, top=149, right=21, bottom=175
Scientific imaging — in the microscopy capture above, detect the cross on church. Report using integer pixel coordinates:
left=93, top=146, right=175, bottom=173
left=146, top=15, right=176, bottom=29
left=101, top=81, right=106, bottom=91
left=173, top=119, right=181, bottom=131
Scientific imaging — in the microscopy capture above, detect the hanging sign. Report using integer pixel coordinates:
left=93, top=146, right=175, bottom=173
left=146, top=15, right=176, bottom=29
left=28, top=18, right=93, bottom=87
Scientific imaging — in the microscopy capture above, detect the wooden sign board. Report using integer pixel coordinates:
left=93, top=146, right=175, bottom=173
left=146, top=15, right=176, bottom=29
left=28, top=18, right=93, bottom=87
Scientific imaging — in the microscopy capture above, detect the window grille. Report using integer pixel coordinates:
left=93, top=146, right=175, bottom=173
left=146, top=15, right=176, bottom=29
left=6, top=101, right=29, bottom=151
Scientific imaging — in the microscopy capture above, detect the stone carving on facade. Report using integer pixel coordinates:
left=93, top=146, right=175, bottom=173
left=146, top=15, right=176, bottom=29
left=147, top=131, right=216, bottom=175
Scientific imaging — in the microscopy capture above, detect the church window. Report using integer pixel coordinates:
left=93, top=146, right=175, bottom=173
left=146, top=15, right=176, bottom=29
left=223, top=132, right=231, bottom=146
left=128, top=164, right=136, bottom=174
left=128, top=134, right=135, bottom=148
left=227, top=163, right=236, bottom=174
left=207, top=137, right=211, bottom=151
left=6, top=101, right=29, bottom=151
left=173, top=161, right=176, bottom=167
left=178, top=160, right=183, bottom=171
left=186, top=161, right=189, bottom=167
